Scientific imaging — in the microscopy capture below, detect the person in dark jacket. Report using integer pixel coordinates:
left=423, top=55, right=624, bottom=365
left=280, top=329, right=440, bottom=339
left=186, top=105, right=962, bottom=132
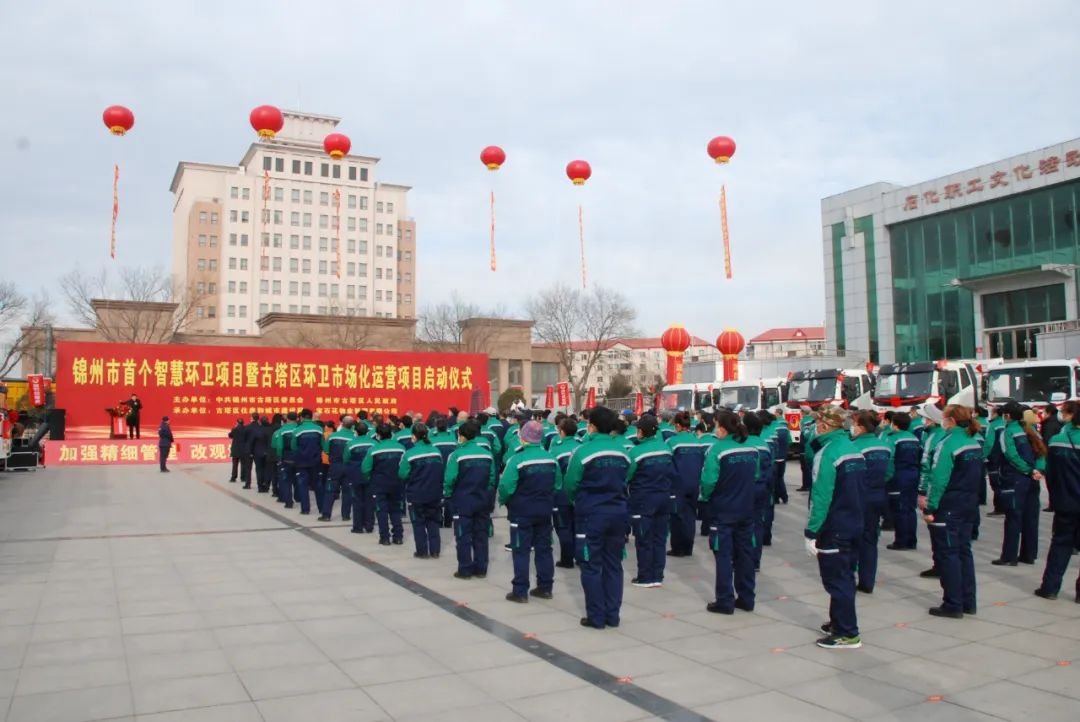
left=345, top=422, right=375, bottom=533
left=1036, top=400, right=1080, bottom=601
left=852, top=411, right=891, bottom=594
left=290, top=409, right=324, bottom=515
left=924, top=405, right=983, bottom=618
left=499, top=421, right=561, bottom=602
left=742, top=412, right=774, bottom=573
left=564, top=406, right=632, bottom=630
left=157, top=416, right=173, bottom=472
left=886, top=412, right=921, bottom=550
left=700, top=410, right=758, bottom=614
left=666, top=412, right=710, bottom=557
left=321, top=417, right=356, bottom=521
left=127, top=393, right=143, bottom=439
left=265, top=414, right=283, bottom=497
left=249, top=415, right=272, bottom=493
left=362, top=424, right=407, bottom=545
left=1040, top=405, right=1063, bottom=512
left=398, top=423, right=445, bottom=558
left=993, top=402, right=1047, bottom=566
left=551, top=417, right=582, bottom=569
left=228, top=419, right=246, bottom=483
left=627, top=415, right=676, bottom=588
left=444, top=421, right=496, bottom=578
left=271, top=412, right=298, bottom=505
left=806, top=406, right=866, bottom=649
left=239, top=413, right=260, bottom=488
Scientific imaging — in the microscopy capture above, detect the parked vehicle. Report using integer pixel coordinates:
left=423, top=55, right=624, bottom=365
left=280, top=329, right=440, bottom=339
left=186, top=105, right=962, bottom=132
left=872, top=360, right=979, bottom=414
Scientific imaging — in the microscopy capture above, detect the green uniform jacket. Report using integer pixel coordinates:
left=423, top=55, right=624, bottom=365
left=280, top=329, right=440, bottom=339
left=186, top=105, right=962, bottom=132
left=1001, top=420, right=1047, bottom=474
left=270, top=421, right=296, bottom=457
left=498, top=443, right=563, bottom=506
left=343, top=436, right=374, bottom=465
left=443, top=438, right=497, bottom=497
left=983, top=415, right=1004, bottom=460
left=919, top=424, right=945, bottom=494
left=927, top=427, right=983, bottom=513
left=325, top=427, right=355, bottom=455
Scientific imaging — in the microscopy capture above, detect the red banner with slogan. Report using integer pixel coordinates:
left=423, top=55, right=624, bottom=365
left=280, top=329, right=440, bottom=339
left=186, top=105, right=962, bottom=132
left=27, top=374, right=46, bottom=407
left=634, top=392, right=644, bottom=415
left=544, top=385, right=554, bottom=409
left=556, top=382, right=570, bottom=407
left=55, top=341, right=487, bottom=438
left=585, top=387, right=597, bottom=409
left=44, top=438, right=226, bottom=466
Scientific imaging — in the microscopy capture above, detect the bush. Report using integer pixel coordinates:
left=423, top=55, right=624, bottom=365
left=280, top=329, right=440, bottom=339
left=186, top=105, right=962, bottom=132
left=497, top=387, right=526, bottom=414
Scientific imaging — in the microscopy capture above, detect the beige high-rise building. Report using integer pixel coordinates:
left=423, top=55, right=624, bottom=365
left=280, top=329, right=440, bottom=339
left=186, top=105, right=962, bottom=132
left=170, top=110, right=416, bottom=336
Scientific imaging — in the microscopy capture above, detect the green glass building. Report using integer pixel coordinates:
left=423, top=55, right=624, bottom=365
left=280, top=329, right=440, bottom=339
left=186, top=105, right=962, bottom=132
left=822, top=141, right=1080, bottom=363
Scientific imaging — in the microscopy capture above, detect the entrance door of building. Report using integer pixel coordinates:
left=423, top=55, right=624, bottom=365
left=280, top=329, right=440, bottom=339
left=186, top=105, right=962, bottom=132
left=985, top=325, right=1042, bottom=360
left=981, top=283, right=1067, bottom=360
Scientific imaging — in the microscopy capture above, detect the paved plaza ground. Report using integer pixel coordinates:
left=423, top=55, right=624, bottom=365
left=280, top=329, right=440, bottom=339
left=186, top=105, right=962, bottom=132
left=1, top=463, right=1078, bottom=721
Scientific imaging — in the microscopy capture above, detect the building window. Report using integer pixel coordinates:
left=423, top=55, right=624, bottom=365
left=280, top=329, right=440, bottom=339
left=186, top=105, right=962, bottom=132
left=198, top=234, right=207, bottom=247
left=302, top=259, right=311, bottom=273
left=404, top=250, right=412, bottom=261
left=198, top=211, right=207, bottom=223
left=358, top=285, right=367, bottom=297
left=404, top=294, right=412, bottom=304
left=229, top=210, right=237, bottom=222
left=229, top=233, right=237, bottom=246
left=348, top=167, right=357, bottom=181
left=358, top=219, right=368, bottom=232
left=405, top=229, right=412, bottom=240
left=292, top=159, right=301, bottom=174
left=241, top=188, right=250, bottom=200
left=360, top=168, right=368, bottom=182
left=260, top=280, right=269, bottom=293
left=318, top=306, right=327, bottom=315
left=273, top=233, right=282, bottom=248
left=330, top=261, right=338, bottom=275
left=196, top=281, right=206, bottom=294
left=385, top=244, right=393, bottom=256
left=289, top=281, right=298, bottom=296
left=302, top=282, right=311, bottom=296
left=303, top=213, right=312, bottom=227
left=319, top=283, right=327, bottom=297
left=226, top=329, right=235, bottom=335
left=376, top=224, right=383, bottom=235
left=271, top=280, right=282, bottom=296
left=207, top=306, right=216, bottom=318
left=346, top=217, right=356, bottom=231
left=228, top=257, right=237, bottom=270
left=404, top=272, right=412, bottom=283
left=301, top=305, right=310, bottom=314
left=227, top=304, right=236, bottom=317
left=303, top=236, right=312, bottom=250
left=208, top=282, right=216, bottom=294
left=272, top=257, right=281, bottom=272
left=319, top=260, right=328, bottom=275
left=386, top=268, right=393, bottom=280
left=262, top=209, right=271, bottom=225
left=230, top=187, right=238, bottom=199
left=387, top=202, right=394, bottom=213
left=239, top=305, right=247, bottom=318
left=240, top=258, right=248, bottom=271
left=241, top=211, right=249, bottom=223
left=321, top=163, right=329, bottom=177
left=347, top=285, right=355, bottom=299
left=259, top=303, right=268, bottom=316
left=263, top=157, right=272, bottom=171
left=320, top=192, right=329, bottom=206
left=240, top=234, right=248, bottom=247
left=273, top=187, right=284, bottom=202
left=377, top=201, right=384, bottom=213
left=332, top=165, right=341, bottom=179
left=290, top=211, right=299, bottom=226
left=375, top=268, right=383, bottom=280
left=209, top=259, right=218, bottom=271
left=304, top=161, right=312, bottom=176
left=290, top=258, right=299, bottom=272
left=272, top=303, right=281, bottom=312
left=386, top=290, right=393, bottom=302
left=274, top=158, right=284, bottom=172
left=347, top=239, right=356, bottom=253
left=375, top=290, right=383, bottom=301
left=330, top=283, right=338, bottom=296
left=289, top=304, right=298, bottom=313
left=320, top=215, right=328, bottom=229
left=261, top=232, right=270, bottom=248
left=319, top=237, right=328, bottom=252
left=197, top=259, right=207, bottom=271
left=239, top=281, right=248, bottom=293
left=260, top=256, right=269, bottom=272
left=348, top=194, right=356, bottom=209
left=291, top=189, right=300, bottom=202
left=358, top=196, right=367, bottom=210
left=273, top=210, right=283, bottom=225
left=358, top=240, right=368, bottom=253
left=209, top=235, right=218, bottom=247
left=290, top=234, right=299, bottom=249
left=358, top=263, right=367, bottom=277
left=331, top=238, right=339, bottom=252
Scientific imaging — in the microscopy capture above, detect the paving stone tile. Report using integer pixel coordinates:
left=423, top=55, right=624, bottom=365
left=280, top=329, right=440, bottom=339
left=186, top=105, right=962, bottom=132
left=949, top=679, right=1077, bottom=721
left=7, top=684, right=133, bottom=722
left=785, top=673, right=924, bottom=719
left=237, top=661, right=355, bottom=700
left=15, top=657, right=128, bottom=696
left=694, top=690, right=852, bottom=722
left=135, top=701, right=265, bottom=722
left=128, top=649, right=232, bottom=683
left=460, top=660, right=588, bottom=701
left=363, top=673, right=492, bottom=718
left=255, top=688, right=387, bottom=722
left=506, top=685, right=646, bottom=722
left=338, top=650, right=450, bottom=686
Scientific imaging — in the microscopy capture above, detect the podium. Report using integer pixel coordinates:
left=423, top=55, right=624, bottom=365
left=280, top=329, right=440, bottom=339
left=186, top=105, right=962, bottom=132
left=107, top=405, right=130, bottom=439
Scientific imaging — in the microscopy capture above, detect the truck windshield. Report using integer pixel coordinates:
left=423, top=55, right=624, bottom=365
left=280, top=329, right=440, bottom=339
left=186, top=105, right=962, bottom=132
left=660, top=389, right=696, bottom=411
left=719, top=386, right=758, bottom=410
left=789, top=377, right=836, bottom=402
left=987, top=366, right=1071, bottom=404
left=874, top=369, right=934, bottom=400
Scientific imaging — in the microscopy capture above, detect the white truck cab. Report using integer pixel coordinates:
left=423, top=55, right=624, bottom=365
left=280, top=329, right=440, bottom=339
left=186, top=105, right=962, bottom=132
left=872, top=360, right=979, bottom=414
left=785, top=368, right=874, bottom=446
left=984, top=358, right=1080, bottom=409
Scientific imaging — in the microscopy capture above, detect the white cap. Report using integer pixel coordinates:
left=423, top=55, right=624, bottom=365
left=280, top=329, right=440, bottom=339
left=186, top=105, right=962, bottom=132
left=919, top=403, right=944, bottom=424
left=483, top=406, right=497, bottom=415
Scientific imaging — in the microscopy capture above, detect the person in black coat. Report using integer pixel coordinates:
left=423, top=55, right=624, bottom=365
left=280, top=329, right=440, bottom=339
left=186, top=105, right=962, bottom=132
left=266, top=414, right=283, bottom=497
left=127, top=393, right=143, bottom=439
left=249, top=415, right=272, bottom=492
left=158, top=416, right=173, bottom=472
left=240, top=412, right=260, bottom=489
left=228, top=419, right=247, bottom=483
left=1042, top=406, right=1063, bottom=512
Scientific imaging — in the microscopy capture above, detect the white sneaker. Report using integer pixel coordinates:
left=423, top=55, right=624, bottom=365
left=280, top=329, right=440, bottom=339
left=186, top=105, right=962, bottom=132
left=631, top=579, right=652, bottom=588
left=649, top=582, right=663, bottom=589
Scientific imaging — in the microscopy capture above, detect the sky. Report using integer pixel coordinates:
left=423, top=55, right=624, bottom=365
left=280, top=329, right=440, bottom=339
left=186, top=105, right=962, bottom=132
left=2, top=1, right=1079, bottom=344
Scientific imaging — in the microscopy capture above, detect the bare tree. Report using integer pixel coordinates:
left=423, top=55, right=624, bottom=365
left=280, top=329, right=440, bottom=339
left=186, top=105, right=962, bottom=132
left=526, top=283, right=637, bottom=409
left=60, top=266, right=206, bottom=344
left=416, top=292, right=507, bottom=353
left=0, top=282, right=55, bottom=377
left=281, top=299, right=376, bottom=349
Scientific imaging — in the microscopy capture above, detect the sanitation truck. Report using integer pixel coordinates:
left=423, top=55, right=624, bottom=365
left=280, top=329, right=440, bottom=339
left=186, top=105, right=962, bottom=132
left=872, top=360, right=979, bottom=414
left=785, top=368, right=874, bottom=447
left=984, top=358, right=1080, bottom=410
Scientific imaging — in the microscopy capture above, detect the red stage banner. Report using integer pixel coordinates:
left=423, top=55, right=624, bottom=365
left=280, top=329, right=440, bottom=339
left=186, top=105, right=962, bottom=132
left=556, top=382, right=570, bottom=408
left=27, top=374, right=46, bottom=407
left=43, top=438, right=232, bottom=466
left=544, top=385, right=554, bottom=409
left=55, top=341, right=487, bottom=438
left=585, top=387, right=597, bottom=409
left=634, top=392, right=644, bottom=416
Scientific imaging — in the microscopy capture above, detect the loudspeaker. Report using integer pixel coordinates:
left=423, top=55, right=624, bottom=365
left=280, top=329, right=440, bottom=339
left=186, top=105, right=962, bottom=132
left=47, top=408, right=66, bottom=440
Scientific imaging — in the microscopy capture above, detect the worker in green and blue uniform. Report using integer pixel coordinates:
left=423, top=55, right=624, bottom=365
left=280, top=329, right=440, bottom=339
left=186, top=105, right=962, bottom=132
left=444, top=421, right=496, bottom=578
left=797, top=405, right=816, bottom=492
left=563, top=406, right=631, bottom=629
left=290, top=409, right=324, bottom=515
left=270, top=411, right=298, bottom=506
left=806, top=406, right=866, bottom=650
left=851, top=411, right=892, bottom=594
left=984, top=407, right=1007, bottom=516
left=499, top=421, right=561, bottom=602
left=626, top=415, right=677, bottom=588
left=742, top=412, right=773, bottom=572
left=551, top=417, right=582, bottom=569
left=886, top=412, right=920, bottom=550
left=768, top=408, right=791, bottom=504
left=431, top=416, right=459, bottom=529
left=1036, top=400, right=1080, bottom=602
left=917, top=403, right=946, bottom=578
left=666, top=411, right=710, bottom=557
left=398, top=423, right=445, bottom=558
left=993, top=402, right=1046, bottom=566
left=362, top=424, right=407, bottom=545
left=321, top=416, right=356, bottom=522
left=345, top=422, right=375, bottom=533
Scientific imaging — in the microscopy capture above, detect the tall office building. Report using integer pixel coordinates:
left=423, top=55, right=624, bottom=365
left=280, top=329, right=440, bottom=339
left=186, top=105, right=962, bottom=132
left=170, top=110, right=416, bottom=336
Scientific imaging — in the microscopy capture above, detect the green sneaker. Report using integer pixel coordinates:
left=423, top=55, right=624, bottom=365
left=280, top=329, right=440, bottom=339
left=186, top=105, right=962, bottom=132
left=816, top=634, right=862, bottom=649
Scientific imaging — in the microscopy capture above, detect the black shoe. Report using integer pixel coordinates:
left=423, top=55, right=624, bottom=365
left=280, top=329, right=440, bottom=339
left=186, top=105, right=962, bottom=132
left=857, top=585, right=873, bottom=594
left=473, top=573, right=487, bottom=579
left=1043, top=507, right=1053, bottom=512
left=413, top=552, right=430, bottom=559
left=242, top=484, right=251, bottom=490
left=763, top=540, right=772, bottom=547
left=350, top=529, right=364, bottom=534
left=929, top=606, right=964, bottom=619
left=1019, top=559, right=1036, bottom=565
left=453, top=571, right=472, bottom=580
left=964, top=607, right=977, bottom=615
left=881, top=522, right=895, bottom=531
left=379, top=539, right=391, bottom=546
left=317, top=515, right=331, bottom=522
left=529, top=588, right=553, bottom=600
left=987, top=511, right=1005, bottom=517
left=506, top=592, right=529, bottom=604
left=734, top=598, right=754, bottom=612
left=706, top=602, right=734, bottom=615
left=666, top=550, right=688, bottom=558
left=920, top=567, right=940, bottom=578
left=229, top=479, right=237, bottom=483
left=796, top=487, right=810, bottom=492
left=555, top=560, right=575, bottom=569
left=160, top=469, right=170, bottom=473
left=392, top=539, right=404, bottom=545
left=257, top=489, right=268, bottom=494
left=504, top=544, right=512, bottom=552
left=284, top=503, right=294, bottom=509
left=991, top=559, right=1018, bottom=567
left=342, top=516, right=351, bottom=522
left=1034, top=588, right=1059, bottom=601
left=778, top=498, right=788, bottom=505
left=299, top=511, right=310, bottom=515
left=579, top=617, right=605, bottom=629
left=887, top=543, right=916, bottom=551
left=430, top=553, right=440, bottom=559
left=820, top=622, right=832, bottom=634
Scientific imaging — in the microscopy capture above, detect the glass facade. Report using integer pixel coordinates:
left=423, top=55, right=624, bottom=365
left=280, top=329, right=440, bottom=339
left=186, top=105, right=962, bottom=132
left=831, top=223, right=846, bottom=354
left=890, top=180, right=1080, bottom=361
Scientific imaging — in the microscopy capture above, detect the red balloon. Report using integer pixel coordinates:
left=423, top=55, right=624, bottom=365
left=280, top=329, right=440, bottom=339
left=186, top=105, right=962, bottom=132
left=707, top=136, right=737, bottom=164
left=323, top=133, right=351, bottom=159
left=480, top=145, right=506, bottom=170
left=566, top=160, right=592, bottom=185
left=250, top=105, right=285, bottom=138
left=660, top=325, right=692, bottom=354
left=103, top=105, right=135, bottom=136
left=716, top=328, right=746, bottom=356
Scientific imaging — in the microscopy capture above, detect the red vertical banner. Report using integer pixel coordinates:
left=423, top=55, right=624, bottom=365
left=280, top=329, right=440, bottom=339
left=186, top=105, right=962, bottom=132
left=722, top=355, right=738, bottom=381
left=634, top=392, right=644, bottom=415
left=720, top=185, right=733, bottom=280
left=585, top=387, right=597, bottom=409
left=665, top=351, right=685, bottom=385
left=333, top=189, right=342, bottom=278
left=544, top=385, right=554, bottom=409
left=27, top=375, right=46, bottom=407
left=556, top=382, right=570, bottom=408
left=261, top=170, right=270, bottom=259
left=110, top=164, right=119, bottom=259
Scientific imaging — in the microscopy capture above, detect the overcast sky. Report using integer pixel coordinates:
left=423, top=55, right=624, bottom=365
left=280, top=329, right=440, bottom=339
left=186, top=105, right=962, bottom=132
left=2, top=1, right=1078, bottom=343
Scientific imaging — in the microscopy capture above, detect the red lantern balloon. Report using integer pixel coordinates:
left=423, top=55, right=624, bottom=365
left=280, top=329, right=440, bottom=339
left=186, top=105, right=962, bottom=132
left=250, top=105, right=284, bottom=138
left=661, top=324, right=693, bottom=385
left=480, top=146, right=506, bottom=171
left=566, top=160, right=592, bottom=185
left=716, top=328, right=745, bottom=356
left=707, top=136, right=737, bottom=164
left=323, top=133, right=351, bottom=159
left=102, top=105, right=134, bottom=136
